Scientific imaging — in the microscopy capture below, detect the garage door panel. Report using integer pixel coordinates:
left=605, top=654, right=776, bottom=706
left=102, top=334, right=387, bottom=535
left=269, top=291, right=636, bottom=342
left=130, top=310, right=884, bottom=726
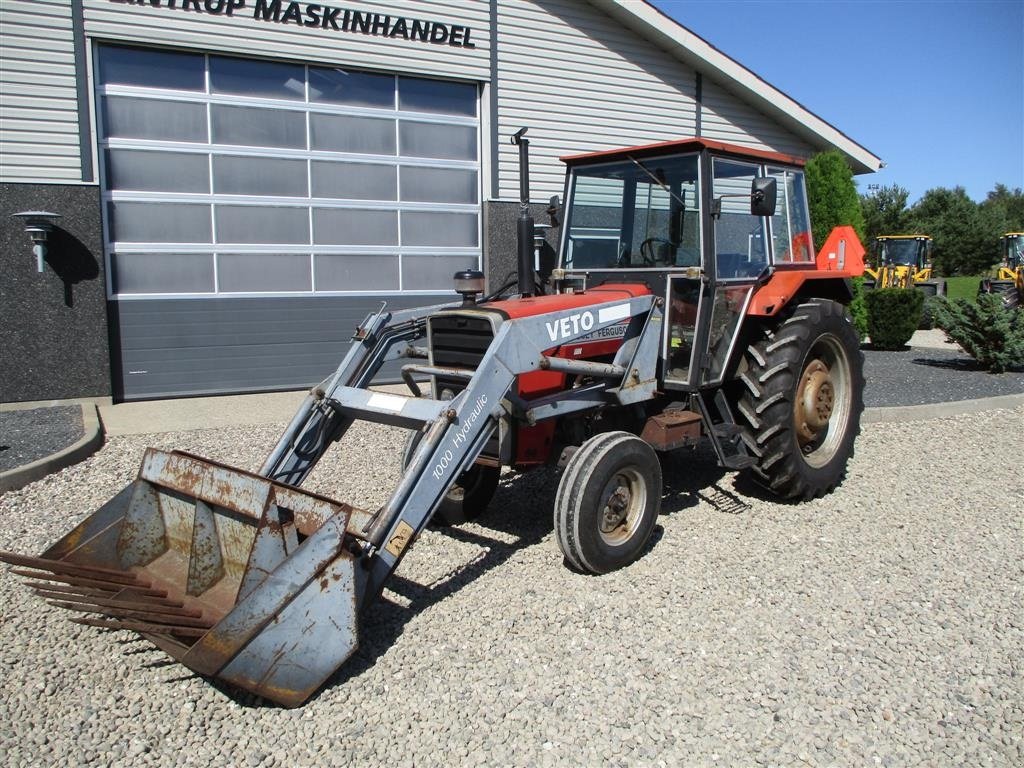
left=113, top=296, right=438, bottom=400
left=99, top=45, right=480, bottom=399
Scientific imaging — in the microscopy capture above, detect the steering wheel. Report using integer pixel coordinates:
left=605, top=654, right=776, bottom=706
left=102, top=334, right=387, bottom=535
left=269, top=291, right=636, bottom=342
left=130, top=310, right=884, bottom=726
left=640, top=237, right=674, bottom=266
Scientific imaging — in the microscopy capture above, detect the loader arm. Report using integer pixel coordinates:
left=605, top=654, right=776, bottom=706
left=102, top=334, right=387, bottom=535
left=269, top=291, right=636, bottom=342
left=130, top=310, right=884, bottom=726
left=260, top=301, right=453, bottom=487
left=247, top=288, right=661, bottom=608
left=327, top=292, right=660, bottom=605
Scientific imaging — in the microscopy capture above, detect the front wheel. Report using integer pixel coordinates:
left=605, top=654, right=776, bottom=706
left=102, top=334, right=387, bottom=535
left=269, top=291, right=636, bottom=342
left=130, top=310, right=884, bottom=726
left=554, top=432, right=662, bottom=574
left=402, top=429, right=500, bottom=526
left=736, top=299, right=864, bottom=501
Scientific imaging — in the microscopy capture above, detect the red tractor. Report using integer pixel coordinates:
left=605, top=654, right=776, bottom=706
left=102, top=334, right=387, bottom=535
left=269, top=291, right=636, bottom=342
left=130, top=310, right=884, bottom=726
left=2, top=134, right=866, bottom=706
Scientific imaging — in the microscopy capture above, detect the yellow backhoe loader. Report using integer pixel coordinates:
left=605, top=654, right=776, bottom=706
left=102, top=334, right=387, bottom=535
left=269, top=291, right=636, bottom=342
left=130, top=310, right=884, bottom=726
left=979, top=233, right=1024, bottom=309
left=863, top=235, right=946, bottom=297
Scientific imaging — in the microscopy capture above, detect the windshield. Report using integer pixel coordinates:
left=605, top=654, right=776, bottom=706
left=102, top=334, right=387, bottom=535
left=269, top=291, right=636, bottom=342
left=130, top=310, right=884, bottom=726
left=879, top=239, right=922, bottom=267
left=563, top=154, right=701, bottom=270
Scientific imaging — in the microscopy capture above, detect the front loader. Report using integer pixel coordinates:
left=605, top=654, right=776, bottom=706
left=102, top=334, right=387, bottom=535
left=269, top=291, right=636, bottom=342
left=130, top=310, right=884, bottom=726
left=863, top=235, right=946, bottom=296
left=1, top=135, right=867, bottom=707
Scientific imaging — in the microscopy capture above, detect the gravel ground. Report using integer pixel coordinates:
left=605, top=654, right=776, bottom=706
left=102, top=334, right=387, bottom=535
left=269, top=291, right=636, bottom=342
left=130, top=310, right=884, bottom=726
left=0, top=407, right=84, bottom=472
left=1, top=407, right=1022, bottom=767
left=863, top=346, right=1024, bottom=407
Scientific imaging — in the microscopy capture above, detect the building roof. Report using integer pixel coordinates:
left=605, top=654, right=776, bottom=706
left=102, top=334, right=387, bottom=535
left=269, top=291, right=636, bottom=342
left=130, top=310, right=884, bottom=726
left=561, top=137, right=807, bottom=167
left=586, top=0, right=883, bottom=174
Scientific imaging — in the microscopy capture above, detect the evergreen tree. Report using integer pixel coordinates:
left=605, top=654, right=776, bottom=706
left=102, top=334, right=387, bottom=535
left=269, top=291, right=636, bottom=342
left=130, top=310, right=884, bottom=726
left=805, top=150, right=866, bottom=252
left=860, top=184, right=910, bottom=243
left=981, top=184, right=1024, bottom=231
left=907, top=187, right=1001, bottom=275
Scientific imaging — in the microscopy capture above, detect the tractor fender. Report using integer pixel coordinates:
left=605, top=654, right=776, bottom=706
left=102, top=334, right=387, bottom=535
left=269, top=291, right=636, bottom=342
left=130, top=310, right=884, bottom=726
left=748, top=226, right=864, bottom=317
left=748, top=273, right=855, bottom=316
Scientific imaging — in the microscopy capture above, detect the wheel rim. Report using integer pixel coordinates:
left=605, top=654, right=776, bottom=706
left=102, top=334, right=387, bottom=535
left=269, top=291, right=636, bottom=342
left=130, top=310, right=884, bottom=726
left=792, top=333, right=852, bottom=469
left=597, top=468, right=647, bottom=546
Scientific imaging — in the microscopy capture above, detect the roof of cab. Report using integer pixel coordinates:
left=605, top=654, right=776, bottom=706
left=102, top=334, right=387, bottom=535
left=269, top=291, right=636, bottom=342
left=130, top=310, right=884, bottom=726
left=561, top=137, right=807, bottom=168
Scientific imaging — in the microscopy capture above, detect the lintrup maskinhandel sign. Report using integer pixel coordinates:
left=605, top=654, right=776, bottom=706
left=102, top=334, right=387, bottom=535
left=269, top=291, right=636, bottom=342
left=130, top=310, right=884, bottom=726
left=108, top=0, right=478, bottom=48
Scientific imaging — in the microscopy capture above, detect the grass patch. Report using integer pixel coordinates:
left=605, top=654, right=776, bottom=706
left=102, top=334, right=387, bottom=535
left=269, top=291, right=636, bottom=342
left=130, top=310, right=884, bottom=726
left=944, top=276, right=982, bottom=302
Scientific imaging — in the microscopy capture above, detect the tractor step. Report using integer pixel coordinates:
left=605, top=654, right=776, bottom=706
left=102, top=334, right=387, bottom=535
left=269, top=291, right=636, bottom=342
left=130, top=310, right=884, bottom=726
left=710, top=423, right=743, bottom=439
left=696, top=391, right=755, bottom=472
left=720, top=455, right=757, bottom=470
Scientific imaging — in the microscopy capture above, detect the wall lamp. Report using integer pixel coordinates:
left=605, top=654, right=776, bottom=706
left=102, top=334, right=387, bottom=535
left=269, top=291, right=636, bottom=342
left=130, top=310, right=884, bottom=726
left=12, top=211, right=61, bottom=272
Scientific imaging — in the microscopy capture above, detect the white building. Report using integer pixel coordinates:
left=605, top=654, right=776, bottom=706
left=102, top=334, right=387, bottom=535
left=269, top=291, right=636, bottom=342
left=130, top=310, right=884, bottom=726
left=0, top=0, right=880, bottom=401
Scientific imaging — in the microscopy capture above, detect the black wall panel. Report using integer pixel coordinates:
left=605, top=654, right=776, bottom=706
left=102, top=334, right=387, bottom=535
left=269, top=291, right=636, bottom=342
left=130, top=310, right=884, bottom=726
left=0, top=183, right=110, bottom=402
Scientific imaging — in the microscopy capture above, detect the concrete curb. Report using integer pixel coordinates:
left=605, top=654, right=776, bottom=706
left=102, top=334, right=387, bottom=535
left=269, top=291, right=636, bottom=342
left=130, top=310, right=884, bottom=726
left=0, top=404, right=106, bottom=494
left=862, top=392, right=1024, bottom=424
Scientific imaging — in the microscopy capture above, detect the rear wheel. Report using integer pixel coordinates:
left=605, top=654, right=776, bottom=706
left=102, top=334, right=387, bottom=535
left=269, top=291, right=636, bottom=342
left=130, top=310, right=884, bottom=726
left=402, top=429, right=500, bottom=526
left=1005, top=287, right=1022, bottom=310
left=736, top=299, right=864, bottom=501
left=554, top=432, right=662, bottom=574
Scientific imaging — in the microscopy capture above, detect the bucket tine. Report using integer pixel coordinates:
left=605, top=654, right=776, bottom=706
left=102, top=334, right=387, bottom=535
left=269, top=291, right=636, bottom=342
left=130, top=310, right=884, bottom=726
left=27, top=582, right=185, bottom=607
left=28, top=582, right=121, bottom=599
left=71, top=617, right=209, bottom=638
left=11, top=570, right=169, bottom=598
left=0, top=551, right=151, bottom=587
left=45, top=600, right=215, bottom=629
left=37, top=591, right=203, bottom=618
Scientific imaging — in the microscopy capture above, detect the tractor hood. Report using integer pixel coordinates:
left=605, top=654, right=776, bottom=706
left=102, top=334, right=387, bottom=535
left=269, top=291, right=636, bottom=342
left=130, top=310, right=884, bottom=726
left=480, top=283, right=653, bottom=320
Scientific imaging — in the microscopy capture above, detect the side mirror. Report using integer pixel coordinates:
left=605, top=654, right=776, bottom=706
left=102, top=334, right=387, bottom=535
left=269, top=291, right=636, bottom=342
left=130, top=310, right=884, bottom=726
left=750, top=177, right=777, bottom=217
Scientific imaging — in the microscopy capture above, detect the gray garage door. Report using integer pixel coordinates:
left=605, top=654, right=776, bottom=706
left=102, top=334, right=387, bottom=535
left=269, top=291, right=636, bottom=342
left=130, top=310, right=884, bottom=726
left=96, top=44, right=480, bottom=400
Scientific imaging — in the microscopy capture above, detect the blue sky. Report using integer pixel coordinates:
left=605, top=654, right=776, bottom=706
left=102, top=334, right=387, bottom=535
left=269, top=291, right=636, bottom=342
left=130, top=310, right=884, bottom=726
left=649, top=0, right=1024, bottom=205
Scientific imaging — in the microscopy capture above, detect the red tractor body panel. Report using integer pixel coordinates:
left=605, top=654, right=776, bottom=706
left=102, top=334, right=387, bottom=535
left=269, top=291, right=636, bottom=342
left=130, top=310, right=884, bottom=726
left=483, top=284, right=653, bottom=467
left=484, top=283, right=652, bottom=318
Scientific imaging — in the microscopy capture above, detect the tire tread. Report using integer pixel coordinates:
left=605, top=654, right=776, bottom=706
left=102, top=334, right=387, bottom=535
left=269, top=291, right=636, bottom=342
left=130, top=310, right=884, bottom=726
left=733, top=299, right=865, bottom=500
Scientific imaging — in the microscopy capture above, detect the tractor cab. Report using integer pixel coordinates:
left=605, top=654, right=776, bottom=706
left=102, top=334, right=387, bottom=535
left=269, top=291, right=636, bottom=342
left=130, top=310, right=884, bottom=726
left=875, top=235, right=932, bottom=270
left=999, top=233, right=1024, bottom=273
left=554, top=138, right=816, bottom=388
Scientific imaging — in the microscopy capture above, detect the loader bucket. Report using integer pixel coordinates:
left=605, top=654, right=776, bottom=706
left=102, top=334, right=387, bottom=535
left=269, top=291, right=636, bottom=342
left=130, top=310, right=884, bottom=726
left=0, top=448, right=371, bottom=707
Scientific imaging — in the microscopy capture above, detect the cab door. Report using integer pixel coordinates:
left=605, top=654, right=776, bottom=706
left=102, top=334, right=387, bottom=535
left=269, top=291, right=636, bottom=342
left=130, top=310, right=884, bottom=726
left=666, top=155, right=769, bottom=388
left=700, top=158, right=770, bottom=386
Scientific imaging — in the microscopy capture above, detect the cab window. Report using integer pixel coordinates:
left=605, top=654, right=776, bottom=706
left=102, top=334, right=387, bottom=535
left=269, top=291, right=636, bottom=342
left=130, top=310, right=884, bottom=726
left=712, top=159, right=768, bottom=279
left=564, top=154, right=701, bottom=270
left=767, top=166, right=813, bottom=262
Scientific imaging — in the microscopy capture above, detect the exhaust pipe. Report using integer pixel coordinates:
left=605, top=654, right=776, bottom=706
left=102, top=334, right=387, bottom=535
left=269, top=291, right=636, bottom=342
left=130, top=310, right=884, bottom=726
left=511, top=127, right=535, bottom=298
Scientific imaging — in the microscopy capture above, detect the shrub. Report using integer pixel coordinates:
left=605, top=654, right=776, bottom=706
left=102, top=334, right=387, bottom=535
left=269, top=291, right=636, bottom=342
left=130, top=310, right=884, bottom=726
left=932, top=294, right=1024, bottom=373
left=865, top=288, right=923, bottom=349
left=920, top=295, right=943, bottom=330
left=849, top=276, right=869, bottom=340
